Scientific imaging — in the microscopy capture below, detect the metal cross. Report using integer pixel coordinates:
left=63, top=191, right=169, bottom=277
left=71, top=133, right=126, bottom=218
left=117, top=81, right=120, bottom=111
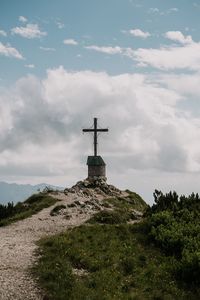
left=82, top=118, right=108, bottom=156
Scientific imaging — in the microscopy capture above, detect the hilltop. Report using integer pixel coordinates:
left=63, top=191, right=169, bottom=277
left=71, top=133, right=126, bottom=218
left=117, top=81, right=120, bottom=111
left=0, top=178, right=146, bottom=300
left=0, top=178, right=199, bottom=299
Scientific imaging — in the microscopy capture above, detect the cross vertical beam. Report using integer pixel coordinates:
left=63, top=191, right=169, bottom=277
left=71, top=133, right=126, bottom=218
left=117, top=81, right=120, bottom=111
left=83, top=118, right=108, bottom=156
left=94, top=117, right=97, bottom=156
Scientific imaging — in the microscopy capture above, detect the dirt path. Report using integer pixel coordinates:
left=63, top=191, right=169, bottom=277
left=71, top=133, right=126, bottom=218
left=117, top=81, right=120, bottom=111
left=0, top=192, right=99, bottom=300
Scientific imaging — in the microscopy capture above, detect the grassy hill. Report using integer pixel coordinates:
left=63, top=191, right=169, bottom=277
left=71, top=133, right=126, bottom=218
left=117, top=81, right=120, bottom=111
left=1, top=186, right=199, bottom=299
left=32, top=190, right=200, bottom=300
left=0, top=191, right=59, bottom=226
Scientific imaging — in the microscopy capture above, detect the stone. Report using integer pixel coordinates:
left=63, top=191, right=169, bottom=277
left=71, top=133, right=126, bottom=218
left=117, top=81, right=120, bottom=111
left=64, top=177, right=124, bottom=200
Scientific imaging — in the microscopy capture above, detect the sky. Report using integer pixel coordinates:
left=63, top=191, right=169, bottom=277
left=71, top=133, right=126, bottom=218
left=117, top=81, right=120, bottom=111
left=1, top=0, right=200, bottom=204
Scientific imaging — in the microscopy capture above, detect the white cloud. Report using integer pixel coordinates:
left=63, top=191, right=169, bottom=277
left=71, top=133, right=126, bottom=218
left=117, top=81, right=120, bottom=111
left=25, top=64, right=35, bottom=68
left=132, top=42, right=200, bottom=71
left=19, top=16, right=27, bottom=23
left=83, top=38, right=200, bottom=72
left=165, top=31, right=193, bottom=44
left=63, top=39, right=78, bottom=45
left=39, top=46, right=55, bottom=51
left=83, top=44, right=135, bottom=62
left=2, top=67, right=200, bottom=201
left=129, top=28, right=151, bottom=38
left=0, top=67, right=198, bottom=173
left=0, top=30, right=7, bottom=37
left=85, top=45, right=123, bottom=54
left=0, top=42, right=23, bottom=59
left=154, top=73, right=200, bottom=102
left=11, top=23, right=47, bottom=39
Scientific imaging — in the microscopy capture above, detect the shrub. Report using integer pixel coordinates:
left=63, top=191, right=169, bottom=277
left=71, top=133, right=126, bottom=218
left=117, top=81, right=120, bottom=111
left=0, top=202, right=15, bottom=220
left=146, top=190, right=200, bottom=285
left=0, top=193, right=58, bottom=226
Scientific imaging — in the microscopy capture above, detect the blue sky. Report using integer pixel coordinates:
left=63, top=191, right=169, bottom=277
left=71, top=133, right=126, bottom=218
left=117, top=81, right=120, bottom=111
left=1, top=0, right=200, bottom=82
left=1, top=0, right=200, bottom=203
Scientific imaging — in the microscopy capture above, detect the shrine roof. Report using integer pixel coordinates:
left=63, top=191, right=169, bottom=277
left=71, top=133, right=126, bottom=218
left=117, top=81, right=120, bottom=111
left=87, top=156, right=106, bottom=166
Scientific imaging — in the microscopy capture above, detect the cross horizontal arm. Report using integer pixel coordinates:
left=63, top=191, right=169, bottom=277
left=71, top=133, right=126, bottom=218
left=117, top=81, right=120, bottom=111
left=82, top=129, right=95, bottom=132
left=82, top=129, right=108, bottom=132
left=96, top=129, right=108, bottom=132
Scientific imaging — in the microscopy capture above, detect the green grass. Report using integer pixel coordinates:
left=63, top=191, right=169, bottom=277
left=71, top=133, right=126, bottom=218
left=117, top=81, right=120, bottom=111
left=33, top=222, right=196, bottom=300
left=89, top=193, right=147, bottom=225
left=125, top=190, right=148, bottom=211
left=88, top=209, right=131, bottom=224
left=103, top=193, right=147, bottom=212
left=32, top=192, right=198, bottom=300
left=0, top=193, right=58, bottom=226
left=31, top=192, right=199, bottom=299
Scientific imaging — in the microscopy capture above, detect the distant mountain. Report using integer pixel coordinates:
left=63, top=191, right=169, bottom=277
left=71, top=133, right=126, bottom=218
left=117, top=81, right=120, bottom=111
left=0, top=182, right=63, bottom=204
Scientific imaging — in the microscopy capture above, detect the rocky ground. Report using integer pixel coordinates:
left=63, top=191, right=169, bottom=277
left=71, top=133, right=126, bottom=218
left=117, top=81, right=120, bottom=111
left=0, top=178, right=140, bottom=300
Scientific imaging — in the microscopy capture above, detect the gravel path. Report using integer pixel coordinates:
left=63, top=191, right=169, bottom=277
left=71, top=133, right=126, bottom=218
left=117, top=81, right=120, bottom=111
left=0, top=192, right=99, bottom=300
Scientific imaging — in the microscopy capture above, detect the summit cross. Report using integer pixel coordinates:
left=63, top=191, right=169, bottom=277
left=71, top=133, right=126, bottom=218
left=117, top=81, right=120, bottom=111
left=82, top=117, right=108, bottom=156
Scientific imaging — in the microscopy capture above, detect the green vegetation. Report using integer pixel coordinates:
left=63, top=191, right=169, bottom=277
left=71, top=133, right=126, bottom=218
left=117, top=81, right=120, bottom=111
left=89, top=194, right=147, bottom=224
left=0, top=202, right=15, bottom=220
left=145, top=190, right=200, bottom=287
left=33, top=191, right=199, bottom=299
left=88, top=209, right=131, bottom=224
left=125, top=190, right=147, bottom=211
left=0, top=193, right=58, bottom=226
left=103, top=193, right=147, bottom=212
left=34, top=224, right=195, bottom=300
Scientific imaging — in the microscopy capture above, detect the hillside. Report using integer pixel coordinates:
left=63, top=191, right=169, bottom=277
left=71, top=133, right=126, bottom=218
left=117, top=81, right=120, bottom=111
left=0, top=182, right=63, bottom=204
left=0, top=179, right=199, bottom=299
left=32, top=185, right=200, bottom=300
left=0, top=178, right=146, bottom=300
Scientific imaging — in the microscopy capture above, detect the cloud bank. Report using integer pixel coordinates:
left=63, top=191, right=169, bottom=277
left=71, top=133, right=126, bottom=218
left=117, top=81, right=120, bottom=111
left=84, top=31, right=200, bottom=72
left=1, top=66, right=200, bottom=201
left=132, top=41, right=200, bottom=70
left=1, top=66, right=200, bottom=176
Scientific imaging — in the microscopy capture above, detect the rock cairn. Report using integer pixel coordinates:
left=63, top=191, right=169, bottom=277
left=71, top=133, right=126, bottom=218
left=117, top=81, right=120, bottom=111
left=64, top=176, right=124, bottom=199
